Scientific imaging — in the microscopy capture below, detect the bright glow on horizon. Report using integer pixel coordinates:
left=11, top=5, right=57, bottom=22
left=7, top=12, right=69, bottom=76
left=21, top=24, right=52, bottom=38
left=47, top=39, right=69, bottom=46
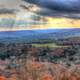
left=0, top=13, right=80, bottom=31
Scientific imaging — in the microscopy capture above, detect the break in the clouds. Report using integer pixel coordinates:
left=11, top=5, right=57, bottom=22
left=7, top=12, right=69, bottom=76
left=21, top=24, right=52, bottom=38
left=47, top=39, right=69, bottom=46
left=23, top=0, right=80, bottom=18
left=0, top=0, right=21, bottom=8
left=0, top=0, right=22, bottom=14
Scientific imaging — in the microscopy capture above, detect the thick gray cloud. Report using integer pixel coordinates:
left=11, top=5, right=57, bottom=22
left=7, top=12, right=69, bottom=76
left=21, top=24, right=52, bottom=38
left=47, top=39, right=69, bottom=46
left=23, top=0, right=80, bottom=18
left=0, top=0, right=80, bottom=18
left=24, top=0, right=80, bottom=12
left=0, top=8, right=17, bottom=14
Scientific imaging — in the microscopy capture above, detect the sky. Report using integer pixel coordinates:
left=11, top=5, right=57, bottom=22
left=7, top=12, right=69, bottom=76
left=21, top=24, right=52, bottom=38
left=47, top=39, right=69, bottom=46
left=0, top=0, right=80, bottom=31
left=24, top=0, right=80, bottom=18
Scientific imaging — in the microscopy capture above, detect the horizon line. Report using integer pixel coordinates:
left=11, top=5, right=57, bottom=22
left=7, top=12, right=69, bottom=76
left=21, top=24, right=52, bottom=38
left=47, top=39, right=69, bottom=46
left=0, top=28, right=80, bottom=32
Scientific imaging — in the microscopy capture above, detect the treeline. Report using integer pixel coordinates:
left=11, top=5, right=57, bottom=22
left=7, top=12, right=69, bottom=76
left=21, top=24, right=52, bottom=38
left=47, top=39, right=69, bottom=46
left=0, top=43, right=80, bottom=65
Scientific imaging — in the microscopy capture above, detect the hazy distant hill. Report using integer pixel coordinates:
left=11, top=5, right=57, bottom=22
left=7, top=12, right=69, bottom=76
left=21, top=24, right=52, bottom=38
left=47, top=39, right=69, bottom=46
left=0, top=29, right=80, bottom=43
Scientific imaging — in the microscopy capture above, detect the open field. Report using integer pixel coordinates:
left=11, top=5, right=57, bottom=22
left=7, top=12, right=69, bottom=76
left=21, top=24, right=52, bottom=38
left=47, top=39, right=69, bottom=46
left=32, top=43, right=69, bottom=48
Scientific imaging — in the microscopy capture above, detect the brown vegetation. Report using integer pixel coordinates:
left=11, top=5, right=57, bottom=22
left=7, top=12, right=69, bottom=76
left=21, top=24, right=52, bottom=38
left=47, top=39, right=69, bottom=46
left=0, top=43, right=80, bottom=80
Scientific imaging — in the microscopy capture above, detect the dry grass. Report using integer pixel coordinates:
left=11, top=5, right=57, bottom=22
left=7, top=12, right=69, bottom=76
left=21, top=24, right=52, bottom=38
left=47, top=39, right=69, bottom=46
left=4, top=60, right=80, bottom=80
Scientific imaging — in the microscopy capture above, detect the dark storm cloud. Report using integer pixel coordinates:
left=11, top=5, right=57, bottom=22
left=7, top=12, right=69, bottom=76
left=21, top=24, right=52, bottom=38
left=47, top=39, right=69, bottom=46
left=23, top=0, right=80, bottom=18
left=36, top=8, right=80, bottom=19
left=0, top=0, right=80, bottom=18
left=23, top=0, right=80, bottom=12
left=0, top=8, right=17, bottom=14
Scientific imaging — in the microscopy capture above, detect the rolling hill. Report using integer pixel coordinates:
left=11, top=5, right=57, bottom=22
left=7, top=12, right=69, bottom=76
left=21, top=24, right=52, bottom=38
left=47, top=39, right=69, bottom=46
left=0, top=28, right=80, bottom=43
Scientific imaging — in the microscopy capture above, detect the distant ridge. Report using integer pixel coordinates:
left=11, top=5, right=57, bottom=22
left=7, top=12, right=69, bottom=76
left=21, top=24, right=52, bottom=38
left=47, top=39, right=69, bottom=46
left=0, top=28, right=80, bottom=43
